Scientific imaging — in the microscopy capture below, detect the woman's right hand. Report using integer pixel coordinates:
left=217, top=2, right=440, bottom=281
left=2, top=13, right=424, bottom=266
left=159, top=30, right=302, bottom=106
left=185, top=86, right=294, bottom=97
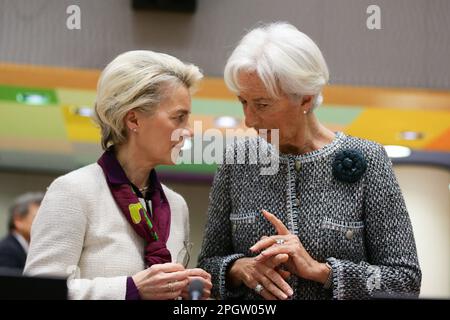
left=132, top=263, right=189, bottom=300
left=227, top=254, right=293, bottom=300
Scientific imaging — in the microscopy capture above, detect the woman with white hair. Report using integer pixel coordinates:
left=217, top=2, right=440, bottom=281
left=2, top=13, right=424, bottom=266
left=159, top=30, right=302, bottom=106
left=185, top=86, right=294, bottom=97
left=24, top=50, right=212, bottom=300
left=198, top=22, right=421, bottom=300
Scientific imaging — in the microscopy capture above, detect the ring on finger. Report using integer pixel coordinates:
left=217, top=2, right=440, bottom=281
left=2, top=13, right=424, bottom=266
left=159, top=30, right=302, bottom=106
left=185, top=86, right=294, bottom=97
left=254, top=283, right=264, bottom=294
left=276, top=238, right=285, bottom=245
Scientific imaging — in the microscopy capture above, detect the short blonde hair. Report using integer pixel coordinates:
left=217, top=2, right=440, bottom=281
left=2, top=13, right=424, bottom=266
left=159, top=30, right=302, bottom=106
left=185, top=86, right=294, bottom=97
left=224, top=22, right=329, bottom=109
left=93, top=50, right=203, bottom=150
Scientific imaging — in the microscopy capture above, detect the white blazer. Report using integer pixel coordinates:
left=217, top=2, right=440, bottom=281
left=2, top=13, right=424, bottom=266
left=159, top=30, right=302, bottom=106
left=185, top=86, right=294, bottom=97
left=24, top=163, right=189, bottom=300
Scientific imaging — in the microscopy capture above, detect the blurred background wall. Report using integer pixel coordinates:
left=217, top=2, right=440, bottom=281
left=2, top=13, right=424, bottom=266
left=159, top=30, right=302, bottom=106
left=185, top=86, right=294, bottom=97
left=0, top=0, right=449, bottom=89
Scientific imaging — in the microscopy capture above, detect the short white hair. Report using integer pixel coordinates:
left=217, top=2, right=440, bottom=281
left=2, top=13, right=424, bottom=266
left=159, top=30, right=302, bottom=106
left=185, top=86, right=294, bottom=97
left=94, top=50, right=203, bottom=150
left=224, top=22, right=329, bottom=109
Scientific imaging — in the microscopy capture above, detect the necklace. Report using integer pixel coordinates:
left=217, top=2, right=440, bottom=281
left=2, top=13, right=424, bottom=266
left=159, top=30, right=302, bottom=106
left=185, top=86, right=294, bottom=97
left=139, top=185, right=149, bottom=194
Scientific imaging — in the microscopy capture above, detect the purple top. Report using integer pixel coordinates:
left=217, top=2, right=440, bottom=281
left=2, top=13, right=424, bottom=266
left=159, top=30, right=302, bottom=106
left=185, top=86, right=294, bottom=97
left=126, top=277, right=141, bottom=300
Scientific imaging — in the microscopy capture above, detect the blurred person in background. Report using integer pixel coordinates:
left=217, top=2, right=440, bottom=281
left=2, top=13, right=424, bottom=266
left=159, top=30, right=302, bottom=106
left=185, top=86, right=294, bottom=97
left=0, top=192, right=44, bottom=273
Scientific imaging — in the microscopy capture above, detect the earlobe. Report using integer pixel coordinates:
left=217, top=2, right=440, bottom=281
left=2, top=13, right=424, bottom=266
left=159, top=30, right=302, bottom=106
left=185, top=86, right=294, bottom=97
left=301, top=95, right=313, bottom=115
left=125, top=110, right=139, bottom=131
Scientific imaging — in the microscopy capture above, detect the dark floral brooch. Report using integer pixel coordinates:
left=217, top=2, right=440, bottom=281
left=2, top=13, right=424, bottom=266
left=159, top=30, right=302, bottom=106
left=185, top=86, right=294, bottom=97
left=332, top=149, right=367, bottom=183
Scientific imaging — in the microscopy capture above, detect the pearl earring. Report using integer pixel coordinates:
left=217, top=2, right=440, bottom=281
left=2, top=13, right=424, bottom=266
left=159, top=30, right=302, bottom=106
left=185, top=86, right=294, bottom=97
left=303, top=110, right=308, bottom=115
left=132, top=128, right=137, bottom=132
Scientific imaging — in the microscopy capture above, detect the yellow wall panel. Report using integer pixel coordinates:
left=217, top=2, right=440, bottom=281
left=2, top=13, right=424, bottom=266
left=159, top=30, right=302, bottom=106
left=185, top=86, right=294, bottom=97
left=345, top=108, right=450, bottom=148
left=62, top=106, right=100, bottom=143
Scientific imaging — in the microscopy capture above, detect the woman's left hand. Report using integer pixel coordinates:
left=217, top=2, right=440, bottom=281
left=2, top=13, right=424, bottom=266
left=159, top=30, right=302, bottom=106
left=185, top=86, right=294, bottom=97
left=250, top=210, right=330, bottom=284
left=180, top=268, right=212, bottom=300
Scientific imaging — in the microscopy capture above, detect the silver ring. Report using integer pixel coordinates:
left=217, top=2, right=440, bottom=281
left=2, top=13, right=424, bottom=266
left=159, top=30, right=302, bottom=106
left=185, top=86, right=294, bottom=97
left=276, top=238, right=285, bottom=245
left=254, top=283, right=264, bottom=294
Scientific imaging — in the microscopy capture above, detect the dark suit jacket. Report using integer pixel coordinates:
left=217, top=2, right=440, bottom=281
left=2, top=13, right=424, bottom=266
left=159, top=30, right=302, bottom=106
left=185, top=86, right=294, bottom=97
left=0, top=234, right=27, bottom=273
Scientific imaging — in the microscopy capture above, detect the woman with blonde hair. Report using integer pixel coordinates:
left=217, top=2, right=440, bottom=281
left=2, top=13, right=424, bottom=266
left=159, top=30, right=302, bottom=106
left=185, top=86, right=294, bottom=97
left=24, top=50, right=212, bottom=300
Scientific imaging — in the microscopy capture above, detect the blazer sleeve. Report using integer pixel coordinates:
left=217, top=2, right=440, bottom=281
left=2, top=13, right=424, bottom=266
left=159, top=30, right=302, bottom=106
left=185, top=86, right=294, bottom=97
left=197, top=162, right=246, bottom=299
left=327, top=143, right=422, bottom=299
left=23, top=176, right=127, bottom=300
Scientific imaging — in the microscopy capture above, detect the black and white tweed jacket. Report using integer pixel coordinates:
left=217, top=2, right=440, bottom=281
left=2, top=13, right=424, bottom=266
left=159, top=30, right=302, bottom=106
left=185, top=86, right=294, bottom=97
left=197, top=132, right=421, bottom=300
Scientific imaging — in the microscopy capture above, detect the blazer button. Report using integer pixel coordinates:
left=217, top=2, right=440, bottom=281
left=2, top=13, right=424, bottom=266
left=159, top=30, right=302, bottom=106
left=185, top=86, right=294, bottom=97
left=345, top=229, right=354, bottom=240
left=295, top=160, right=301, bottom=172
left=294, top=198, right=300, bottom=206
left=232, top=223, right=237, bottom=233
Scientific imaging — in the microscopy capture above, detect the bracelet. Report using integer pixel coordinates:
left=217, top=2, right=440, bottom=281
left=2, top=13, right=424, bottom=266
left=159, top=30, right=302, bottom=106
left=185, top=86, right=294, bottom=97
left=323, top=262, right=333, bottom=290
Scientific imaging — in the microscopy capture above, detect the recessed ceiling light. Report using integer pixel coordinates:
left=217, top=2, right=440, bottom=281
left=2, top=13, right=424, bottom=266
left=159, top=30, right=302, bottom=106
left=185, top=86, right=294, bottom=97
left=384, top=145, right=411, bottom=158
left=16, top=93, right=49, bottom=105
left=75, top=106, right=94, bottom=117
left=214, top=116, right=240, bottom=128
left=181, top=138, right=192, bottom=151
left=400, top=131, right=424, bottom=141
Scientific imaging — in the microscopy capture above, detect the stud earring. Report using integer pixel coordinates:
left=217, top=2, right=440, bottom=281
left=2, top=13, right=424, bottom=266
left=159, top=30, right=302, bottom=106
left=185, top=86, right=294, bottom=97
left=303, top=110, right=308, bottom=115
left=131, top=128, right=137, bottom=132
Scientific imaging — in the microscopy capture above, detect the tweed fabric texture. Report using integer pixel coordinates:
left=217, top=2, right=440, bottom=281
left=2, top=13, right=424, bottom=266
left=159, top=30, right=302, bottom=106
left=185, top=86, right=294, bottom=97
left=198, top=132, right=421, bottom=300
